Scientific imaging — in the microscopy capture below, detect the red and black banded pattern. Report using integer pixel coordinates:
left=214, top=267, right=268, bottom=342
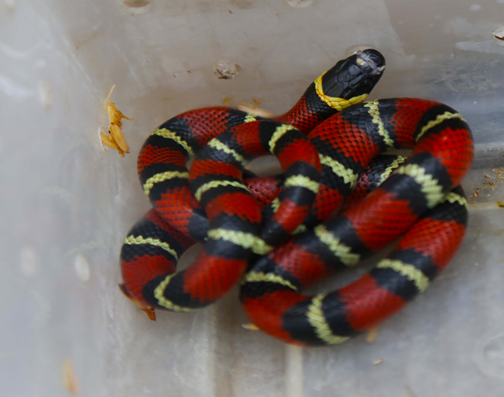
left=137, top=50, right=385, bottom=244
left=242, top=187, right=468, bottom=346
left=345, top=154, right=407, bottom=208
left=137, top=107, right=259, bottom=243
left=120, top=45, right=473, bottom=347
left=240, top=98, right=473, bottom=346
left=120, top=209, right=195, bottom=319
left=139, top=121, right=321, bottom=312
left=190, top=121, right=321, bottom=247
left=275, top=49, right=385, bottom=134
left=120, top=49, right=386, bottom=315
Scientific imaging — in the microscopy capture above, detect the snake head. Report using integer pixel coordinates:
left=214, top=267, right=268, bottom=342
left=320, top=48, right=386, bottom=99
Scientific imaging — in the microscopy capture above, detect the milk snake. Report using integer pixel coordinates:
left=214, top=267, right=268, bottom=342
left=119, top=49, right=473, bottom=346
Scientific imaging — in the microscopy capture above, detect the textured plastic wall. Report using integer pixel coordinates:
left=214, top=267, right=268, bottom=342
left=1, top=0, right=504, bottom=396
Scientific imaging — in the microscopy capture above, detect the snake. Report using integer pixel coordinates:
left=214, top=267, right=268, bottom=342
left=240, top=98, right=473, bottom=345
left=120, top=49, right=386, bottom=318
left=119, top=50, right=474, bottom=347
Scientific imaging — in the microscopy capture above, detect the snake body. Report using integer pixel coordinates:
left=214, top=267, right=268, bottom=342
left=119, top=49, right=474, bottom=346
left=240, top=99, right=472, bottom=346
left=120, top=49, right=386, bottom=317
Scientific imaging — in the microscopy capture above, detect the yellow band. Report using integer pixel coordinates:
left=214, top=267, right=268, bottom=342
left=124, top=235, right=179, bottom=259
left=307, top=293, right=351, bottom=345
left=154, top=274, right=194, bottom=312
left=284, top=175, right=320, bottom=194
left=143, top=171, right=189, bottom=197
left=242, top=271, right=298, bottom=290
left=269, top=124, right=298, bottom=153
left=207, top=139, right=246, bottom=166
left=151, top=128, right=194, bottom=157
left=394, top=164, right=444, bottom=208
left=377, top=259, right=430, bottom=292
left=314, top=224, right=360, bottom=266
left=364, top=100, right=395, bottom=149
left=194, top=180, right=248, bottom=201
left=314, top=71, right=368, bottom=111
left=416, top=112, right=466, bottom=142
left=207, top=228, right=273, bottom=255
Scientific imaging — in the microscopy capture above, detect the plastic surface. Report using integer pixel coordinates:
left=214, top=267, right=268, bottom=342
left=1, top=0, right=503, bottom=395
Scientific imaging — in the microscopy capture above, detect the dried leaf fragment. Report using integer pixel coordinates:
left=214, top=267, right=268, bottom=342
left=110, top=123, right=129, bottom=152
left=100, top=131, right=124, bottom=157
left=366, top=326, right=379, bottom=343
left=237, top=102, right=274, bottom=118
left=63, top=360, right=79, bottom=394
left=99, top=85, right=132, bottom=157
left=241, top=323, right=260, bottom=331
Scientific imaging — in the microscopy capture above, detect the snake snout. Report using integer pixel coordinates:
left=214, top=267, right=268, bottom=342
left=355, top=48, right=386, bottom=75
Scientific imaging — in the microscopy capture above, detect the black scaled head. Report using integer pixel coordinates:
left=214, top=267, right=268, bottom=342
left=321, top=48, right=386, bottom=99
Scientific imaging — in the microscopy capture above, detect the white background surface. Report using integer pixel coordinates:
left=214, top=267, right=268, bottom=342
left=1, top=0, right=504, bottom=395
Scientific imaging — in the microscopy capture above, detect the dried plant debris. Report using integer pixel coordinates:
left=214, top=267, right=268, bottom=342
left=365, top=326, right=379, bottom=343
left=63, top=360, right=79, bottom=394
left=469, top=168, right=503, bottom=202
left=100, top=85, right=132, bottom=157
left=123, top=0, right=150, bottom=7
left=237, top=102, right=274, bottom=118
left=214, top=61, right=241, bottom=79
left=241, top=323, right=260, bottom=331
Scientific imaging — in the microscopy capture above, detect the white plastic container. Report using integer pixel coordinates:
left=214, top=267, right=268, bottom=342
left=1, top=0, right=503, bottom=395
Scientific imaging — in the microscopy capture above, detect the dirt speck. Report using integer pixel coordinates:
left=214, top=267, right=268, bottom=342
left=214, top=61, right=241, bottom=80
left=229, top=0, right=254, bottom=9
left=123, top=0, right=150, bottom=7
